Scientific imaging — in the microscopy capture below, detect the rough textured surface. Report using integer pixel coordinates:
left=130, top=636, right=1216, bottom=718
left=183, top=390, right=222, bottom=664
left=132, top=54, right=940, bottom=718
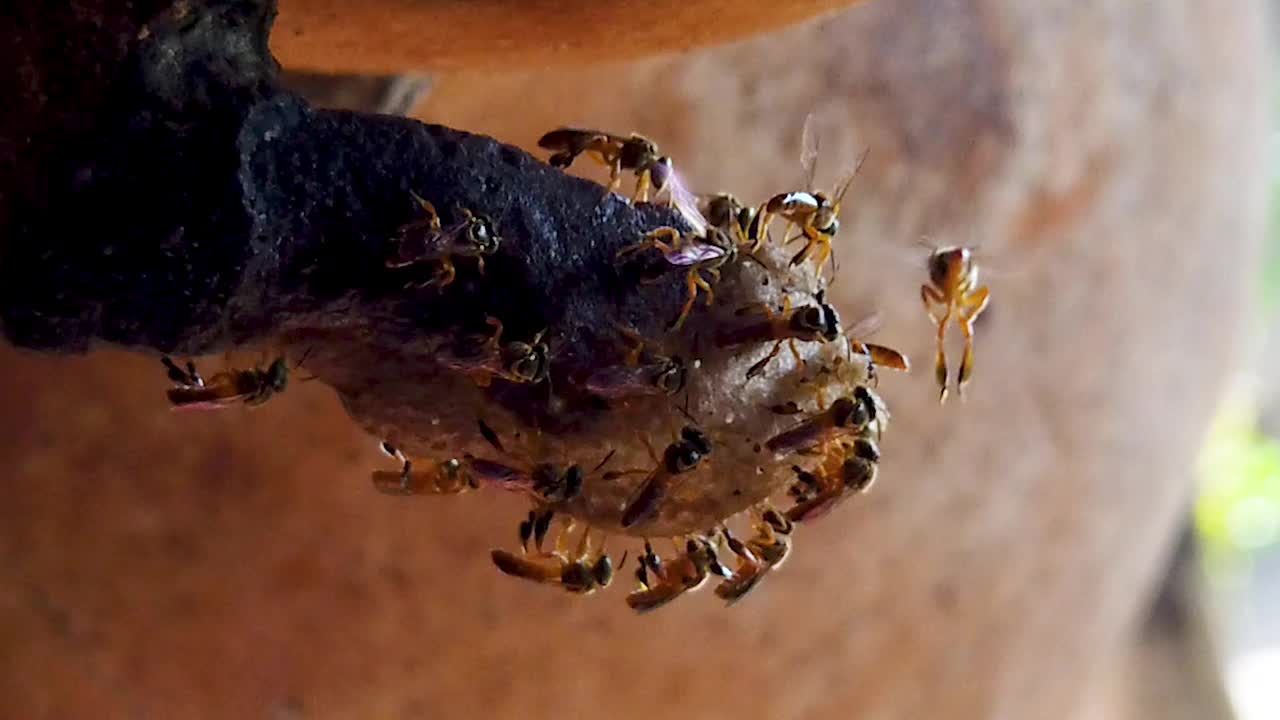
left=0, top=1, right=1268, bottom=719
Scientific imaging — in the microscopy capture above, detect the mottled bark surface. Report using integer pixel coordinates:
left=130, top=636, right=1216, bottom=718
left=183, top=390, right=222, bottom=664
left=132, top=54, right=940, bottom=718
left=0, top=0, right=1267, bottom=719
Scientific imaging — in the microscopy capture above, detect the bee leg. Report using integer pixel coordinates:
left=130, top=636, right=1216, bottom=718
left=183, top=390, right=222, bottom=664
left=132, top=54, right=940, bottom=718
left=432, top=257, right=456, bottom=288
left=475, top=256, right=486, bottom=276
left=483, top=316, right=506, bottom=350
left=746, top=341, right=784, bottom=380
left=519, top=512, right=535, bottom=551
left=533, top=509, right=554, bottom=552
left=669, top=270, right=702, bottom=332
left=607, top=159, right=623, bottom=198
left=920, top=286, right=950, bottom=403
left=788, top=227, right=822, bottom=267
left=633, top=169, right=651, bottom=204
left=955, top=287, right=990, bottom=399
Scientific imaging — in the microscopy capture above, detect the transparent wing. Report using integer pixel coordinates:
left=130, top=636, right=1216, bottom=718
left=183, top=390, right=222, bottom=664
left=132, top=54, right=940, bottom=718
left=843, top=311, right=884, bottom=341
left=662, top=238, right=726, bottom=266
left=834, top=146, right=871, bottom=205
left=666, top=167, right=708, bottom=236
left=800, top=112, right=821, bottom=191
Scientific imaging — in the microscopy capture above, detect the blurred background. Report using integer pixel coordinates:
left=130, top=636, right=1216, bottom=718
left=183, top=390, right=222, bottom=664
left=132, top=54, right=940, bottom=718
left=1, top=0, right=1273, bottom=718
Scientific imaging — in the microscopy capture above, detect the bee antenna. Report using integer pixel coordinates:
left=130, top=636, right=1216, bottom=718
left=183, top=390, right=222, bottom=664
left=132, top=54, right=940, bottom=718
left=591, top=449, right=617, bottom=473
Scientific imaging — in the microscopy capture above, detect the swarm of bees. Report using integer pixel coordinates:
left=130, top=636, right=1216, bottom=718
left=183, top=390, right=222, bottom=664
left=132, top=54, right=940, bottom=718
left=158, top=119, right=993, bottom=612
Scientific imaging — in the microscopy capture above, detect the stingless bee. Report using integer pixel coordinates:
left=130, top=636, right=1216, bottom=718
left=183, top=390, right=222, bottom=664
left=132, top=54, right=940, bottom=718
left=714, top=508, right=794, bottom=605
left=716, top=291, right=842, bottom=379
left=755, top=116, right=869, bottom=274
left=436, top=317, right=550, bottom=387
left=921, top=246, right=990, bottom=403
left=460, top=420, right=607, bottom=504
left=786, top=435, right=880, bottom=523
left=626, top=537, right=731, bottom=613
left=386, top=192, right=501, bottom=289
left=764, top=386, right=880, bottom=457
left=537, top=128, right=674, bottom=205
left=581, top=325, right=687, bottom=400
left=372, top=442, right=473, bottom=496
left=161, top=355, right=291, bottom=409
left=701, top=193, right=768, bottom=253
left=610, top=426, right=713, bottom=529
left=616, top=224, right=738, bottom=331
left=491, top=517, right=619, bottom=595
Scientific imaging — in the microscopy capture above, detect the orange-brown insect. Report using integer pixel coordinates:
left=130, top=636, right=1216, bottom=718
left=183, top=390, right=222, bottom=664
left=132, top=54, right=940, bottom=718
left=714, top=508, right=794, bottom=604
left=920, top=246, right=990, bottom=403
left=372, top=443, right=473, bottom=497
left=764, top=386, right=880, bottom=457
left=627, top=537, right=730, bottom=613
left=436, top=317, right=550, bottom=386
left=162, top=355, right=290, bottom=410
left=538, top=128, right=674, bottom=205
left=716, top=292, right=842, bottom=379
left=610, top=426, right=713, bottom=529
left=786, top=435, right=880, bottom=523
left=617, top=225, right=737, bottom=331
left=491, top=517, right=619, bottom=595
left=386, top=193, right=501, bottom=288
left=461, top=421, right=603, bottom=504
left=581, top=325, right=687, bottom=400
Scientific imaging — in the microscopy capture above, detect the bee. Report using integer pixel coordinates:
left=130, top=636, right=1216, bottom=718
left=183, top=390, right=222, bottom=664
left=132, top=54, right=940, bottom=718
left=626, top=537, right=731, bottom=613
left=537, top=128, right=674, bottom=205
left=436, top=317, right=550, bottom=386
left=461, top=420, right=601, bottom=503
left=610, top=426, right=713, bottom=529
left=714, top=508, right=794, bottom=605
left=701, top=193, right=768, bottom=253
left=161, top=355, right=290, bottom=409
left=372, top=442, right=474, bottom=496
left=786, top=435, right=881, bottom=523
left=716, top=291, right=841, bottom=379
left=921, top=246, right=990, bottom=403
left=616, top=224, right=738, bottom=331
left=764, top=386, right=880, bottom=457
left=386, top=193, right=501, bottom=288
left=581, top=325, right=687, bottom=400
left=755, top=116, right=869, bottom=274
left=491, top=517, right=619, bottom=595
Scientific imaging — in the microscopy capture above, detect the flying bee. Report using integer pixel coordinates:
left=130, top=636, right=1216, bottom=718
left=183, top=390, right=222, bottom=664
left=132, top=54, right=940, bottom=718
left=716, top=291, right=842, bottom=380
left=786, top=435, right=881, bottom=523
left=616, top=224, right=737, bottom=331
left=714, top=508, right=794, bottom=605
left=537, top=128, right=674, bottom=205
left=372, top=443, right=474, bottom=497
left=701, top=193, right=768, bottom=253
left=386, top=192, right=501, bottom=289
left=626, top=537, right=730, bottom=613
left=436, top=317, right=550, bottom=387
left=581, top=325, right=687, bottom=400
left=756, top=116, right=869, bottom=274
left=161, top=354, right=292, bottom=410
left=491, top=518, right=619, bottom=595
left=609, top=426, right=713, bottom=529
left=920, top=246, right=990, bottom=403
left=764, top=386, right=880, bottom=457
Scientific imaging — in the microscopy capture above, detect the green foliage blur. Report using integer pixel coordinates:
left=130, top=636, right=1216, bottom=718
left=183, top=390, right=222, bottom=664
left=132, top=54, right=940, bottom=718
left=1195, top=162, right=1280, bottom=559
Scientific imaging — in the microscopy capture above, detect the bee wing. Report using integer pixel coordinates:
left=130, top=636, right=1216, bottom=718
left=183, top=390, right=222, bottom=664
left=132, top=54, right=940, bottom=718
left=583, top=366, right=646, bottom=398
left=833, top=146, right=871, bottom=205
left=800, top=112, right=821, bottom=192
left=666, top=168, right=708, bottom=236
left=662, top=238, right=726, bottom=267
left=843, top=311, right=883, bottom=341
left=713, top=564, right=764, bottom=605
